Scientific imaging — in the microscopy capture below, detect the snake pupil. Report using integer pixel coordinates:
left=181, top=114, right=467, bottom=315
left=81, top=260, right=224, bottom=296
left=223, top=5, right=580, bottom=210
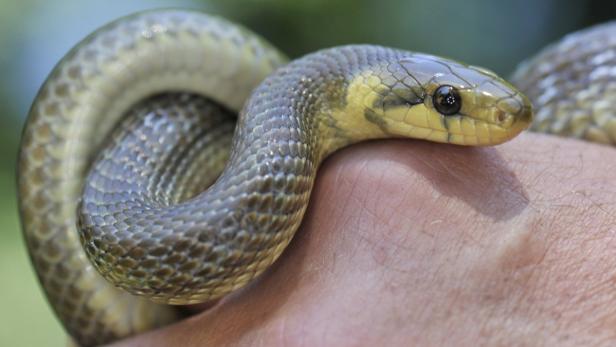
left=433, top=85, right=461, bottom=116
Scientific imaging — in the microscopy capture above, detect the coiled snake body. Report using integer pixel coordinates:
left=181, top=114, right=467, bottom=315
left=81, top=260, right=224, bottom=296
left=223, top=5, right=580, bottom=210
left=17, top=9, right=615, bottom=346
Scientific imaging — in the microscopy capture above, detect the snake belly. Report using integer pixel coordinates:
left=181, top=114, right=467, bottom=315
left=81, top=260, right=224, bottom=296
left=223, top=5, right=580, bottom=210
left=18, top=9, right=533, bottom=346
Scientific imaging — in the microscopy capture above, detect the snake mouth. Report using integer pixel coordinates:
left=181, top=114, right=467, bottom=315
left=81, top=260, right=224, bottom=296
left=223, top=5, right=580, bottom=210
left=383, top=111, right=530, bottom=146
left=446, top=129, right=519, bottom=146
left=447, top=97, right=533, bottom=145
left=442, top=112, right=532, bottom=145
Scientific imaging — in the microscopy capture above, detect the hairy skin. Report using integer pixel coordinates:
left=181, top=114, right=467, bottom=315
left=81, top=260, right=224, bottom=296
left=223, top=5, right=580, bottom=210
left=109, top=133, right=616, bottom=347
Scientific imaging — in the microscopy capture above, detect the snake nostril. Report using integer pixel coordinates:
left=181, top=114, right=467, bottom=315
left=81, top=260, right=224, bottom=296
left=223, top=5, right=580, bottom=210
left=497, top=97, right=522, bottom=117
left=497, top=111, right=507, bottom=123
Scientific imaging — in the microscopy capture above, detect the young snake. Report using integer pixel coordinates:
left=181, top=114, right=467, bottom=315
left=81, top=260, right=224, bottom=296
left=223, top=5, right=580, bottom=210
left=17, top=9, right=614, bottom=346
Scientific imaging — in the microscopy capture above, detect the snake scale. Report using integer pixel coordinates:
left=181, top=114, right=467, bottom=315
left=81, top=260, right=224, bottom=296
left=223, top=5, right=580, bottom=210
left=16, top=9, right=616, bottom=346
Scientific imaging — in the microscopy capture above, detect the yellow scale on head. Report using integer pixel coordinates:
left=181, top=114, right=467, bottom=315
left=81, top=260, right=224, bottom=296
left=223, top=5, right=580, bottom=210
left=326, top=53, right=532, bottom=149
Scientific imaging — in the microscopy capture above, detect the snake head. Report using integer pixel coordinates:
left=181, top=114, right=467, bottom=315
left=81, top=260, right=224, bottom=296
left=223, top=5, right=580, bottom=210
left=348, top=52, right=533, bottom=146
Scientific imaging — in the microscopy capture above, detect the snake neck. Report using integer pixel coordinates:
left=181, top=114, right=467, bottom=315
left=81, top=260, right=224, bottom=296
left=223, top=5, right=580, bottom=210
left=230, top=45, right=409, bottom=165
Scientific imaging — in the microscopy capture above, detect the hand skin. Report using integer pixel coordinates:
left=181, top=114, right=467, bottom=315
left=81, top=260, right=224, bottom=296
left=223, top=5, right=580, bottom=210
left=110, top=133, right=616, bottom=347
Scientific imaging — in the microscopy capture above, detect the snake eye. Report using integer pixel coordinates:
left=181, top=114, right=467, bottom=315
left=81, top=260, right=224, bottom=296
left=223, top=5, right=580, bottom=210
left=433, top=85, right=461, bottom=116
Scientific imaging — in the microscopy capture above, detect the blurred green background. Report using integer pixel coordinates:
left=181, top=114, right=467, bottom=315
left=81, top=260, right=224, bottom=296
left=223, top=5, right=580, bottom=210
left=1, top=0, right=614, bottom=345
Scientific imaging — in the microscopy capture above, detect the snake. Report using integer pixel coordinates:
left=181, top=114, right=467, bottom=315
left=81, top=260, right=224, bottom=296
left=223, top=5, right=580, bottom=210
left=16, top=9, right=615, bottom=347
